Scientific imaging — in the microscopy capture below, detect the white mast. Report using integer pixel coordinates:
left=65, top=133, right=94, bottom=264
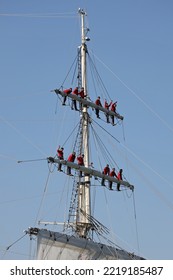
left=76, top=8, right=91, bottom=237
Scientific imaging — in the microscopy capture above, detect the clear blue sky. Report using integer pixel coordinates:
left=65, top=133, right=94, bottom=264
left=0, top=0, right=173, bottom=260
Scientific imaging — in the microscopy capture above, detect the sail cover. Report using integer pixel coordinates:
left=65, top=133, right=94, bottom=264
left=36, top=229, right=143, bottom=260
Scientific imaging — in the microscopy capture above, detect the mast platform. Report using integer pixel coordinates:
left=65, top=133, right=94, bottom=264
left=48, top=157, right=134, bottom=191
left=52, top=89, right=124, bottom=121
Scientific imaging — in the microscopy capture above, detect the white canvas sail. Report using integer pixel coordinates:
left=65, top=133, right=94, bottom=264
left=35, top=229, right=143, bottom=260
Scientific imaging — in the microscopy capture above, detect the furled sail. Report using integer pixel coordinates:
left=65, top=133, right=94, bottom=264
left=29, top=228, right=144, bottom=260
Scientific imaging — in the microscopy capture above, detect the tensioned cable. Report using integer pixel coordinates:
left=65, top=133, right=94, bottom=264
left=0, top=154, right=17, bottom=161
left=88, top=53, right=99, bottom=99
left=91, top=125, right=116, bottom=169
left=0, top=114, right=46, bottom=156
left=1, top=233, right=27, bottom=259
left=93, top=118, right=173, bottom=189
left=101, top=181, right=119, bottom=250
left=91, top=50, right=173, bottom=134
left=88, top=52, right=112, bottom=101
left=132, top=192, right=140, bottom=256
left=0, top=191, right=62, bottom=205
left=62, top=121, right=80, bottom=147
left=106, top=229, right=141, bottom=258
left=0, top=13, right=77, bottom=18
left=90, top=125, right=103, bottom=170
left=59, top=53, right=79, bottom=89
left=92, top=118, right=120, bottom=143
left=128, top=158, right=173, bottom=212
left=121, top=141, right=173, bottom=189
left=34, top=170, right=51, bottom=226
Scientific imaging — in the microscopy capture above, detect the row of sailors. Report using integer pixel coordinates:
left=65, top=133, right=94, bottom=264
left=95, top=96, right=117, bottom=125
left=61, top=87, right=118, bottom=125
left=62, top=87, right=86, bottom=111
left=57, top=146, right=122, bottom=191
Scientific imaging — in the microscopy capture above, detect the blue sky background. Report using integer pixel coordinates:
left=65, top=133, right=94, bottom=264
left=0, top=0, right=173, bottom=260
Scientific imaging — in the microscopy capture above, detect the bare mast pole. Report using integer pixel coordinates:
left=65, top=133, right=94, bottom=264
left=76, top=9, right=91, bottom=238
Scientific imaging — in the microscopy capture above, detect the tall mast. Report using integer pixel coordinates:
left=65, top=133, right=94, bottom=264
left=76, top=8, right=91, bottom=237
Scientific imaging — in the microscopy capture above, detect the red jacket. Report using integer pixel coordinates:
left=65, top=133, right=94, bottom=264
left=67, top=153, right=76, bottom=162
left=72, top=87, right=78, bottom=95
left=104, top=101, right=111, bottom=110
left=103, top=166, right=110, bottom=175
left=110, top=170, right=117, bottom=177
left=57, top=148, right=64, bottom=159
left=63, top=88, right=72, bottom=94
left=95, top=98, right=102, bottom=106
left=110, top=102, right=117, bottom=112
left=77, top=155, right=84, bottom=165
left=79, top=89, right=86, bottom=98
left=117, top=171, right=122, bottom=180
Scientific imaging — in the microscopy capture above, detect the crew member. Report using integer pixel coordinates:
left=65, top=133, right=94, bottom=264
left=95, top=96, right=102, bottom=118
left=78, top=87, right=86, bottom=110
left=110, top=101, right=117, bottom=125
left=67, top=151, right=76, bottom=175
left=57, top=146, right=64, bottom=171
left=101, top=164, right=110, bottom=186
left=71, top=87, right=79, bottom=111
left=117, top=168, right=123, bottom=191
left=77, top=154, right=84, bottom=177
left=62, top=88, right=72, bottom=105
left=109, top=168, right=117, bottom=190
left=104, top=99, right=112, bottom=123
left=78, top=87, right=86, bottom=98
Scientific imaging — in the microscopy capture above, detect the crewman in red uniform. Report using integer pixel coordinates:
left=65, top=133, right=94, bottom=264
left=110, top=101, right=117, bottom=125
left=57, top=146, right=64, bottom=171
left=104, top=99, right=112, bottom=123
left=71, top=87, right=79, bottom=111
left=78, top=87, right=86, bottom=99
left=78, top=87, right=86, bottom=110
left=95, top=96, right=102, bottom=118
left=67, top=151, right=76, bottom=175
left=101, top=164, right=110, bottom=186
left=117, top=168, right=123, bottom=191
left=62, top=88, right=72, bottom=105
left=77, top=154, right=84, bottom=177
left=109, top=168, right=117, bottom=190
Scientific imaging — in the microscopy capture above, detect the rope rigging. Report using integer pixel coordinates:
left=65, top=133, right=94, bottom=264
left=87, top=51, right=112, bottom=101
left=1, top=233, right=27, bottom=259
left=59, top=52, right=79, bottom=91
left=90, top=124, right=118, bottom=170
left=62, top=121, right=80, bottom=148
left=54, top=42, right=118, bottom=111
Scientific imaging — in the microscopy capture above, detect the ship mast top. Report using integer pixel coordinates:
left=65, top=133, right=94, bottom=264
left=47, top=9, right=128, bottom=238
left=75, top=8, right=91, bottom=238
